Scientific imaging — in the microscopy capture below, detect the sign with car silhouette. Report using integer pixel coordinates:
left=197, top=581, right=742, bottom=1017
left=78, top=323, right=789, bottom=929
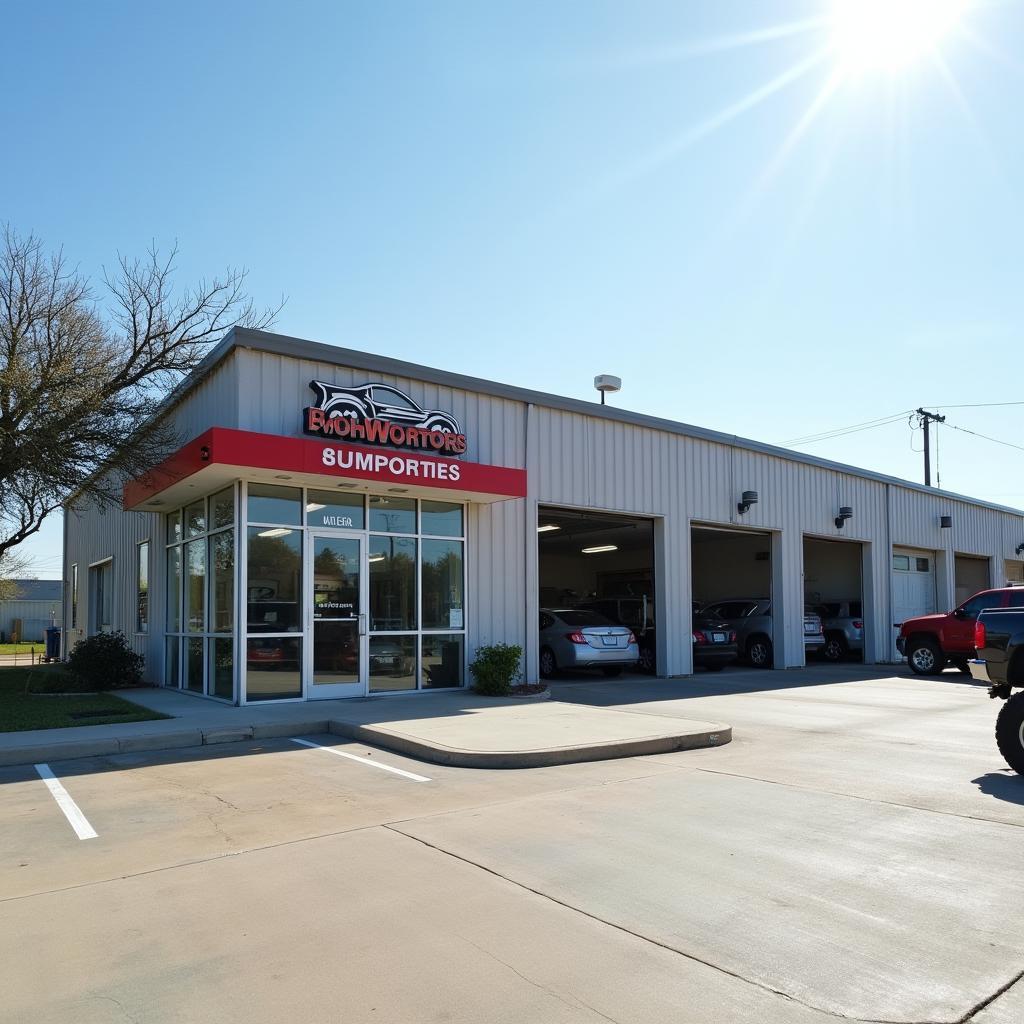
left=303, top=380, right=467, bottom=455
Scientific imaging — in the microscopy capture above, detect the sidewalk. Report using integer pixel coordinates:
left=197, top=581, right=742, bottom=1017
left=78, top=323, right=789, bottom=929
left=0, top=686, right=731, bottom=769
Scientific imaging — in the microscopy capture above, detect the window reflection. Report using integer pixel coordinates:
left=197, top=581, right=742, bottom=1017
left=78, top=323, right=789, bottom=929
left=247, top=527, right=301, bottom=632
left=368, top=536, right=417, bottom=631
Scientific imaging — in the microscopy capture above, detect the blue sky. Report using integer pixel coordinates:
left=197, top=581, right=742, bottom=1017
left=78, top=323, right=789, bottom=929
left=4, top=0, right=1024, bottom=577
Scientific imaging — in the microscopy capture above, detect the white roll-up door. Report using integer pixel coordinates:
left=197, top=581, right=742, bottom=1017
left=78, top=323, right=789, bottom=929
left=892, top=548, right=936, bottom=627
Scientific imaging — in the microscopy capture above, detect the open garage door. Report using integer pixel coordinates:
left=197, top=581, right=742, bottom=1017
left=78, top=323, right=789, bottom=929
left=537, top=506, right=655, bottom=675
left=803, top=537, right=864, bottom=663
left=691, top=525, right=772, bottom=669
left=955, top=554, right=991, bottom=606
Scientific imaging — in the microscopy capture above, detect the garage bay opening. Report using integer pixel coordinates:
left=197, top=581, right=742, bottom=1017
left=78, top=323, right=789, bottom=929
left=690, top=525, right=773, bottom=669
left=803, top=537, right=865, bottom=664
left=537, top=507, right=655, bottom=677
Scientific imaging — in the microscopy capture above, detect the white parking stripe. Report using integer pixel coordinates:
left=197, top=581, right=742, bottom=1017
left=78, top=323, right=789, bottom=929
left=290, top=738, right=432, bottom=782
left=34, top=764, right=98, bottom=840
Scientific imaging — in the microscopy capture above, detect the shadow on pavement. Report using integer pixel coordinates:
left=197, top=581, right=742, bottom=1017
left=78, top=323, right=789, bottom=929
left=549, top=663, right=923, bottom=705
left=972, top=772, right=1024, bottom=805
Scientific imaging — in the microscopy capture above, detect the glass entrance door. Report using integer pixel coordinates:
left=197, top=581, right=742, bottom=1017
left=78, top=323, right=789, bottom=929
left=306, top=534, right=365, bottom=698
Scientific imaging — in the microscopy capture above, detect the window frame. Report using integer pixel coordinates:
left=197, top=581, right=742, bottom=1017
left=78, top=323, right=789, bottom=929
left=136, top=539, right=150, bottom=635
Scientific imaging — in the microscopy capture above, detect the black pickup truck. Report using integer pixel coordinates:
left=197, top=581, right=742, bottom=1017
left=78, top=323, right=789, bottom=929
left=970, top=607, right=1024, bottom=773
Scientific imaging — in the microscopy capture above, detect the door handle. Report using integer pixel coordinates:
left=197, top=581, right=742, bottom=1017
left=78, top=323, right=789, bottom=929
left=358, top=614, right=367, bottom=636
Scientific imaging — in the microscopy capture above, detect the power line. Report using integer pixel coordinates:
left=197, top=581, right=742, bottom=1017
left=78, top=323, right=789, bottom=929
left=944, top=420, right=1024, bottom=454
left=782, top=410, right=912, bottom=446
left=926, top=400, right=1024, bottom=410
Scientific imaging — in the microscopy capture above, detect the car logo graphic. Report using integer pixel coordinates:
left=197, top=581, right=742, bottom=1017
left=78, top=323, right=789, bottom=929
left=308, top=381, right=462, bottom=435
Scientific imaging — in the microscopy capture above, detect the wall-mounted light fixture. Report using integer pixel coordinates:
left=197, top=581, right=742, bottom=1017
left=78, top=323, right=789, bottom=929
left=200, top=445, right=210, bottom=462
left=835, top=505, right=854, bottom=529
left=940, top=515, right=953, bottom=529
left=737, top=490, right=759, bottom=515
left=1016, top=542, right=1024, bottom=557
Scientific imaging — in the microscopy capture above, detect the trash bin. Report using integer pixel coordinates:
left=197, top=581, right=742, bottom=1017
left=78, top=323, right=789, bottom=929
left=44, top=626, right=62, bottom=663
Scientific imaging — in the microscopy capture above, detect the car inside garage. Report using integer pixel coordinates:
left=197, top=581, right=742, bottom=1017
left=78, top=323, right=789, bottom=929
left=691, top=525, right=773, bottom=668
left=537, top=506, right=655, bottom=674
left=803, top=537, right=864, bottom=663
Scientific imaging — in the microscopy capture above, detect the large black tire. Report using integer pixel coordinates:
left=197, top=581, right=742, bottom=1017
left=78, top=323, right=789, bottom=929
left=822, top=634, right=848, bottom=663
left=601, top=666, right=623, bottom=678
left=539, top=647, right=558, bottom=679
left=995, top=691, right=1024, bottom=774
left=746, top=636, right=773, bottom=668
left=907, top=638, right=943, bottom=676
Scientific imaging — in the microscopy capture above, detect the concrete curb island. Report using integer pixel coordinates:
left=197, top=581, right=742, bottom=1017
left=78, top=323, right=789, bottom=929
left=0, top=686, right=731, bottom=769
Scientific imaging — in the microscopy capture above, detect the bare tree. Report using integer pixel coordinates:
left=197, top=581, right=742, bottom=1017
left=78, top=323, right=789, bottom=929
left=0, top=226, right=279, bottom=561
left=0, top=549, right=31, bottom=602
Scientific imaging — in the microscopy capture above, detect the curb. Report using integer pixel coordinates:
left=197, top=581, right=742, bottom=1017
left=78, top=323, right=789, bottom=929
left=0, top=716, right=731, bottom=770
left=330, top=719, right=731, bottom=769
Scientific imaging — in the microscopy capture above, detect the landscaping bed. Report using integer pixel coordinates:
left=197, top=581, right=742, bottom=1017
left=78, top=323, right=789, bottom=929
left=0, top=667, right=169, bottom=732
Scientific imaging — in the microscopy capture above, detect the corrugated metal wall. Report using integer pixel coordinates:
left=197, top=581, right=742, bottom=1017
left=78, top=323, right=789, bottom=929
left=63, top=359, right=241, bottom=681
left=1, top=600, right=62, bottom=641
left=63, top=345, right=1024, bottom=686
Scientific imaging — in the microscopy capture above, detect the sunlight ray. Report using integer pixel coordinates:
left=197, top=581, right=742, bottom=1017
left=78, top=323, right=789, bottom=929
left=718, top=63, right=848, bottom=240
left=928, top=47, right=1016, bottom=195
left=581, top=47, right=832, bottom=203
left=587, top=17, right=829, bottom=72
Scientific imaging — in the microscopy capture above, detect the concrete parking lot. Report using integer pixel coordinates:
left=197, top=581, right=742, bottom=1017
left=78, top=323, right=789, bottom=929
left=3, top=665, right=1023, bottom=1024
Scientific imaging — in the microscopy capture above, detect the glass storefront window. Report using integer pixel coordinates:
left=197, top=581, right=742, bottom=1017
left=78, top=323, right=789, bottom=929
left=421, top=500, right=463, bottom=537
left=248, top=483, right=301, bottom=525
left=422, top=539, right=463, bottom=630
left=185, top=637, right=204, bottom=693
left=421, top=634, right=464, bottom=689
left=247, top=637, right=301, bottom=700
left=210, top=530, right=234, bottom=633
left=166, top=546, right=181, bottom=632
left=210, top=638, right=234, bottom=700
left=369, top=635, right=416, bottom=692
left=247, top=527, right=301, bottom=632
left=369, top=536, right=417, bottom=631
left=211, top=487, right=235, bottom=530
left=306, top=490, right=364, bottom=530
left=167, top=510, right=182, bottom=545
left=185, top=540, right=206, bottom=632
left=136, top=541, right=149, bottom=634
left=165, top=636, right=180, bottom=688
left=369, top=495, right=416, bottom=534
left=186, top=499, right=206, bottom=537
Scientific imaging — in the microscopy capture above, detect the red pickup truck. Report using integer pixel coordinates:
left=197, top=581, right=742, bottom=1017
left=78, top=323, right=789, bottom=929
left=897, top=587, right=1024, bottom=675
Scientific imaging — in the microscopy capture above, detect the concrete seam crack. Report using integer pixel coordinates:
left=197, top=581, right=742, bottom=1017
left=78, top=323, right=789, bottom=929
left=384, top=823, right=1001, bottom=1024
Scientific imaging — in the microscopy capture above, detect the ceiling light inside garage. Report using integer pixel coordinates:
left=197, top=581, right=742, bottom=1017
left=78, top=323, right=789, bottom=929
left=257, top=528, right=292, bottom=538
left=305, top=502, right=326, bottom=512
left=537, top=524, right=561, bottom=533
left=581, top=544, right=618, bottom=554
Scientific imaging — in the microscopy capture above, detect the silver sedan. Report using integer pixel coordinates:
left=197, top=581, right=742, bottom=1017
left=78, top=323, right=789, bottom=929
left=539, top=608, right=640, bottom=678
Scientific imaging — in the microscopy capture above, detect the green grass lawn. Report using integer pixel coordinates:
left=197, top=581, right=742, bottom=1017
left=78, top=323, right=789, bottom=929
left=0, top=643, right=47, bottom=655
left=0, top=668, right=170, bottom=732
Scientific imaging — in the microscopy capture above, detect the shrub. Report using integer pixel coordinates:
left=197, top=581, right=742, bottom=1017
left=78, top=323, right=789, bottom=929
left=469, top=643, right=523, bottom=696
left=67, top=631, right=144, bottom=691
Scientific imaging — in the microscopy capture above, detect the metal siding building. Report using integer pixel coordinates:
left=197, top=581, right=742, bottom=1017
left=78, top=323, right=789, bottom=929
left=63, top=328, right=1024, bottom=701
left=0, top=580, right=63, bottom=642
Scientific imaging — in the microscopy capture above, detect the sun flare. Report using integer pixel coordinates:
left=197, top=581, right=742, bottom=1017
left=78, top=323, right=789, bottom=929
left=830, top=0, right=971, bottom=74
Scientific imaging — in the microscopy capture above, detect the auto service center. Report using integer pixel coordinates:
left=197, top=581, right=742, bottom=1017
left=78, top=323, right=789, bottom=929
left=63, top=327, right=1024, bottom=704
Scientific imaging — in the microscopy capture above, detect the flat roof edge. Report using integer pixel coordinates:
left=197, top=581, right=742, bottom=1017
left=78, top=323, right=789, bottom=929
left=150, top=326, right=1024, bottom=521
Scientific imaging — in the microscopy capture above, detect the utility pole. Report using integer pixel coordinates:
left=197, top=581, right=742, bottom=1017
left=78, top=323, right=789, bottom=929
left=915, top=408, right=946, bottom=486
